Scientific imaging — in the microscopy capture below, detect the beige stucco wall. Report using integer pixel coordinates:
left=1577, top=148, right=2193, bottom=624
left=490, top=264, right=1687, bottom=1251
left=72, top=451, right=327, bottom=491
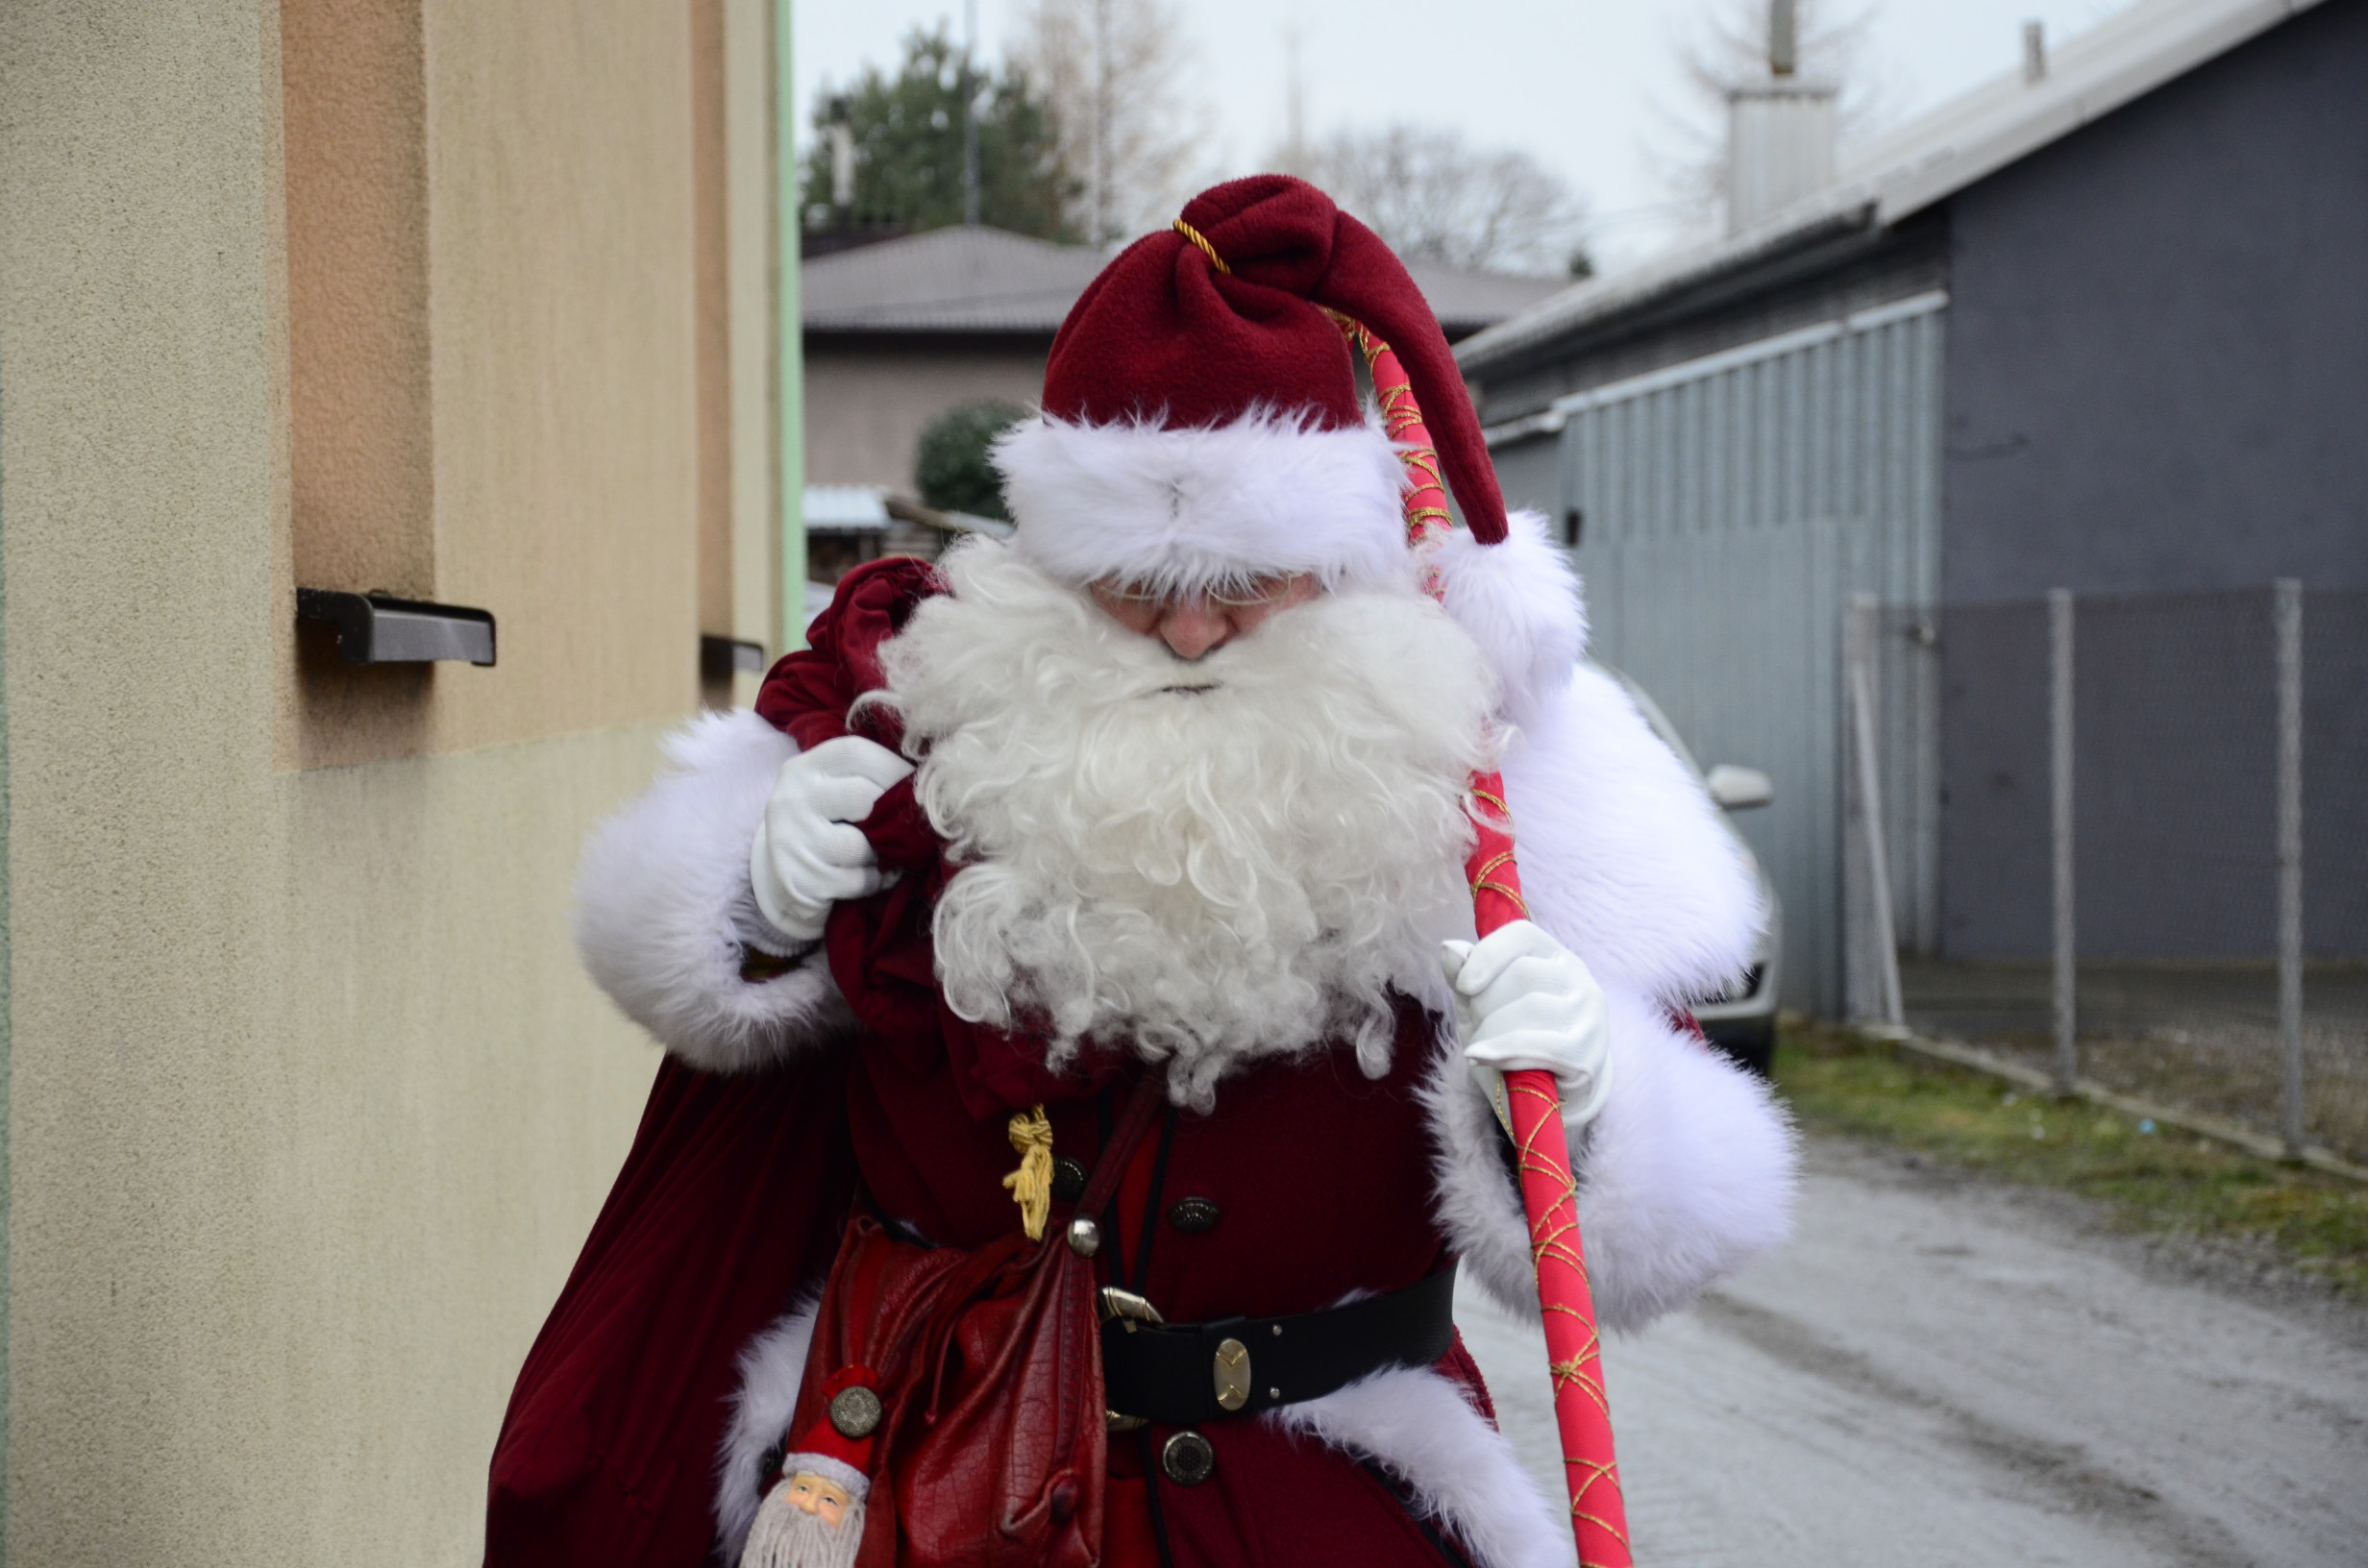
left=0, top=1, right=765, bottom=1560
left=803, top=338, right=1050, bottom=491
left=284, top=0, right=708, bottom=768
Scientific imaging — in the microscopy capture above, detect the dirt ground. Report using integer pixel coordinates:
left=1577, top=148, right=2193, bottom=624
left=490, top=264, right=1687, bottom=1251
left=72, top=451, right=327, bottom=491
left=1901, top=958, right=2368, bottom=1162
left=1457, top=1136, right=2368, bottom=1568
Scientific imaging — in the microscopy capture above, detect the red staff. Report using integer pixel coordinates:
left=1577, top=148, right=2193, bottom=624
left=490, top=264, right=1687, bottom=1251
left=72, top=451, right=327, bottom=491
left=1337, top=315, right=1632, bottom=1568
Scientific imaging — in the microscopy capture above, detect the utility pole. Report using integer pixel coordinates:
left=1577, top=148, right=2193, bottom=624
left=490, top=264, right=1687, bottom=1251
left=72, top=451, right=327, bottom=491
left=826, top=97, right=855, bottom=219
left=1092, top=0, right=1112, bottom=243
left=1770, top=0, right=1797, bottom=76
left=962, top=0, right=981, bottom=226
left=1283, top=26, right=1306, bottom=175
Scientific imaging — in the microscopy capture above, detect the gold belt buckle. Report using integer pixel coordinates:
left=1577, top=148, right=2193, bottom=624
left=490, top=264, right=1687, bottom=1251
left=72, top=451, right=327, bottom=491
left=1100, top=1287, right=1165, bottom=1433
left=1098, top=1286, right=1164, bottom=1332
left=1212, top=1337, right=1252, bottom=1412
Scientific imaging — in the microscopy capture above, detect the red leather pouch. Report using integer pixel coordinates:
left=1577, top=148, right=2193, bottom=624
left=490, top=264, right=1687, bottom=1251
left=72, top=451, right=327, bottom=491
left=792, top=1076, right=1166, bottom=1568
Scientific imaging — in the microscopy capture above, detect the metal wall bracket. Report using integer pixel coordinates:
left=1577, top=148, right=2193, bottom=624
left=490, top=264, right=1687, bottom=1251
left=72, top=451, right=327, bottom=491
left=298, top=589, right=497, bottom=666
left=701, top=635, right=767, bottom=682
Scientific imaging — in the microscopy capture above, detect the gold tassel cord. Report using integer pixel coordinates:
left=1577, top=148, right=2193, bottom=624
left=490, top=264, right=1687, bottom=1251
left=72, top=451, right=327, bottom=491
left=1002, top=1104, right=1055, bottom=1241
left=1172, top=218, right=1232, bottom=274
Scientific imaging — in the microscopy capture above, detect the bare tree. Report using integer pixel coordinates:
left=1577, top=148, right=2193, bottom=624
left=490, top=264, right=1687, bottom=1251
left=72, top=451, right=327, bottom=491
left=1015, top=0, right=1208, bottom=243
left=1295, top=124, right=1593, bottom=278
left=1649, top=0, right=1891, bottom=229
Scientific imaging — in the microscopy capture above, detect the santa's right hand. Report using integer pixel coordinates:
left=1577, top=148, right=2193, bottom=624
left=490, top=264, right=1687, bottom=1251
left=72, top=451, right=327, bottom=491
left=750, top=735, right=916, bottom=941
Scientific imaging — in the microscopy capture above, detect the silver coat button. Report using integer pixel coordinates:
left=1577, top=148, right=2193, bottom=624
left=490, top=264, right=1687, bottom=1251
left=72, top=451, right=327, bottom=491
left=1067, top=1216, right=1101, bottom=1257
left=1161, top=1430, right=1216, bottom=1486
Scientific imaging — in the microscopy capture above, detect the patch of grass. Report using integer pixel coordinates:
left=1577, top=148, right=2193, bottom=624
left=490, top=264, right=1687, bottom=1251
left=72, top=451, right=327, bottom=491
left=1774, top=1020, right=2368, bottom=1299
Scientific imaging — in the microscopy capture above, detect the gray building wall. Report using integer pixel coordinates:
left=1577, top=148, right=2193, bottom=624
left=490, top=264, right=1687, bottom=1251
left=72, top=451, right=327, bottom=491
left=1489, top=432, right=1563, bottom=522
left=1556, top=298, right=1949, bottom=1015
left=1941, top=0, right=2368, bottom=602
left=1937, top=0, right=2368, bottom=960
left=1939, top=585, right=2368, bottom=959
left=1473, top=221, right=1945, bottom=425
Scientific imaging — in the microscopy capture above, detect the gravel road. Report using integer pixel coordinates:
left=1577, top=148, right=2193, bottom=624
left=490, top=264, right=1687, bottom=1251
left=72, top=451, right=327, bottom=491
left=1456, top=1138, right=2368, bottom=1568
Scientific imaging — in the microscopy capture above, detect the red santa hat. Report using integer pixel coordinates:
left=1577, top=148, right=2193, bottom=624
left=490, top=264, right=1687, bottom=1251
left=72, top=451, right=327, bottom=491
left=994, top=175, right=1584, bottom=718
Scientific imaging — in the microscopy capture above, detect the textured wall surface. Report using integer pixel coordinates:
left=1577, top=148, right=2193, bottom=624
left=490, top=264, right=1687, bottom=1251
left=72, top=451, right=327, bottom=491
left=283, top=0, right=434, bottom=603
left=0, top=1, right=717, bottom=1560
left=287, top=0, right=708, bottom=766
left=1943, top=0, right=2368, bottom=601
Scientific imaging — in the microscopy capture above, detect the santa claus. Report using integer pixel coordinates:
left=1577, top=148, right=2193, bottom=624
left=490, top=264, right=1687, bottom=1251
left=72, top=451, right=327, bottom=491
left=486, top=177, right=1794, bottom=1568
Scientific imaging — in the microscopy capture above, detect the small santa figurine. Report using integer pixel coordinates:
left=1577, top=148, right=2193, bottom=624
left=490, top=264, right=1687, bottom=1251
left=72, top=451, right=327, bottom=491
left=487, top=176, right=1794, bottom=1568
left=737, top=1366, right=878, bottom=1568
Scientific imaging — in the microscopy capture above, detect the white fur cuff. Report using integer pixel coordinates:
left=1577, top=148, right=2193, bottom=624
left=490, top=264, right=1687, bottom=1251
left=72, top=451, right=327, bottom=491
left=1427, top=991, right=1796, bottom=1335
left=574, top=711, right=853, bottom=1073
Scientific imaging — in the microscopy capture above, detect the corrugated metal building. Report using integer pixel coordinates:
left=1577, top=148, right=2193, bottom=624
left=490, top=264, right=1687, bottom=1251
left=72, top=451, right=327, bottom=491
left=1460, top=0, right=2368, bottom=1012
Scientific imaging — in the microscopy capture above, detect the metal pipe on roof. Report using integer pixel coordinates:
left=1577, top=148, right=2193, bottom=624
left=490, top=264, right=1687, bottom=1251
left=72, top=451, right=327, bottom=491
left=828, top=118, right=855, bottom=212
left=962, top=0, right=981, bottom=226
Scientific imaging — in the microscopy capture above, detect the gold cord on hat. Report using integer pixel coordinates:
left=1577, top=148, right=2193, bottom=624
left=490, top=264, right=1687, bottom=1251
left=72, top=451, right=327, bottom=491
left=1172, top=218, right=1232, bottom=274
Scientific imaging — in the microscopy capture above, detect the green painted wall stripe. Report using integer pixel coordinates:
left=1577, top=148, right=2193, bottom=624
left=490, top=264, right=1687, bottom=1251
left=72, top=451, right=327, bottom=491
left=1, top=312, right=13, bottom=1567
left=777, top=0, right=805, bottom=649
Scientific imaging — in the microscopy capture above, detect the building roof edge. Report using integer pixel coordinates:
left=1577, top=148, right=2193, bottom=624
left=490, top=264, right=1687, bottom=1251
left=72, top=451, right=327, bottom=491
left=1457, top=0, right=2323, bottom=375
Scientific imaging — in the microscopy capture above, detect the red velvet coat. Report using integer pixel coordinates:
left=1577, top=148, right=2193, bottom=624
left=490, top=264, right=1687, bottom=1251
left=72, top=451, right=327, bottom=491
left=488, top=561, right=1507, bottom=1567
left=495, top=546, right=1799, bottom=1566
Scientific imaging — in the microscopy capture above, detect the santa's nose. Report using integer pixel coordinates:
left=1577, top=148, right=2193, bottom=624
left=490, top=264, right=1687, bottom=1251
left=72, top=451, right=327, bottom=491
left=1156, top=599, right=1233, bottom=660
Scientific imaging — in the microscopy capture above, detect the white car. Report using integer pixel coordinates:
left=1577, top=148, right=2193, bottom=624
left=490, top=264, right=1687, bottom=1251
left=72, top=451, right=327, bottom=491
left=1601, top=666, right=1783, bottom=1075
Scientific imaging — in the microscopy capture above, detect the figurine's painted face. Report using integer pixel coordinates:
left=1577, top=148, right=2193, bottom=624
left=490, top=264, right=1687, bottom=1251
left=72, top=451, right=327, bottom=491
left=1088, top=573, right=1321, bottom=660
left=785, top=1472, right=853, bottom=1529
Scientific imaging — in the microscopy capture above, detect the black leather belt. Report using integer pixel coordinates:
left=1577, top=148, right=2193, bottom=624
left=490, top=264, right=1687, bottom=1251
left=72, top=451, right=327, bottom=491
left=1099, top=1264, right=1458, bottom=1426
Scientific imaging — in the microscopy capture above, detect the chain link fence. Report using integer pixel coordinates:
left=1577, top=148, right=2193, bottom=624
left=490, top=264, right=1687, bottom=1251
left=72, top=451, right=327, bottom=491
left=1843, top=584, right=2368, bottom=1164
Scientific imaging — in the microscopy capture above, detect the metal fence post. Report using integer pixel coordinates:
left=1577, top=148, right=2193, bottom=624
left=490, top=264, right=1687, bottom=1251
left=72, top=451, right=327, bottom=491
left=2050, top=588, right=2077, bottom=1095
left=1844, top=594, right=1905, bottom=1029
left=1842, top=596, right=1868, bottom=1020
left=2276, top=578, right=2305, bottom=1156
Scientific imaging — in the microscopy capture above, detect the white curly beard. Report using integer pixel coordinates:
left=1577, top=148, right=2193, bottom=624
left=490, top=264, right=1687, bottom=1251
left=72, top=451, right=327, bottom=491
left=870, top=538, right=1495, bottom=1111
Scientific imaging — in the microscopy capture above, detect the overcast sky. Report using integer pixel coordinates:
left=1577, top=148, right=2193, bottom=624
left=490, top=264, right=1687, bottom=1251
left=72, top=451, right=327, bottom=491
left=792, top=0, right=2142, bottom=270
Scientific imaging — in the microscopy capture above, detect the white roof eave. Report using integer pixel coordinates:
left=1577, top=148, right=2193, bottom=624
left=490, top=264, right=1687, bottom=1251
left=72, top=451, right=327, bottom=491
left=1870, top=0, right=2316, bottom=226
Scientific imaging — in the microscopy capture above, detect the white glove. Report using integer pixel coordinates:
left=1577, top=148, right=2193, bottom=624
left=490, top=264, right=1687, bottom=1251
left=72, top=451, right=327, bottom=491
left=1441, top=919, right=1614, bottom=1135
left=750, top=736, right=916, bottom=942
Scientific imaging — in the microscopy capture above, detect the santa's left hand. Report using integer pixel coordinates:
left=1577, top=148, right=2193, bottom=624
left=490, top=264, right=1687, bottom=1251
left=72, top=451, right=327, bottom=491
left=1442, top=920, right=1613, bottom=1130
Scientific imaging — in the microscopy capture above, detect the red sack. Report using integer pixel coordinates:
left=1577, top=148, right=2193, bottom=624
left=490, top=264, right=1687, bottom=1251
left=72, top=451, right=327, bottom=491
left=486, top=1053, right=855, bottom=1567
left=489, top=558, right=938, bottom=1566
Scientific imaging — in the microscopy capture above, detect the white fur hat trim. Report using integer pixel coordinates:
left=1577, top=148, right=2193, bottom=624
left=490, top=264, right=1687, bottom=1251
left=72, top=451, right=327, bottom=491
left=994, top=409, right=1411, bottom=597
